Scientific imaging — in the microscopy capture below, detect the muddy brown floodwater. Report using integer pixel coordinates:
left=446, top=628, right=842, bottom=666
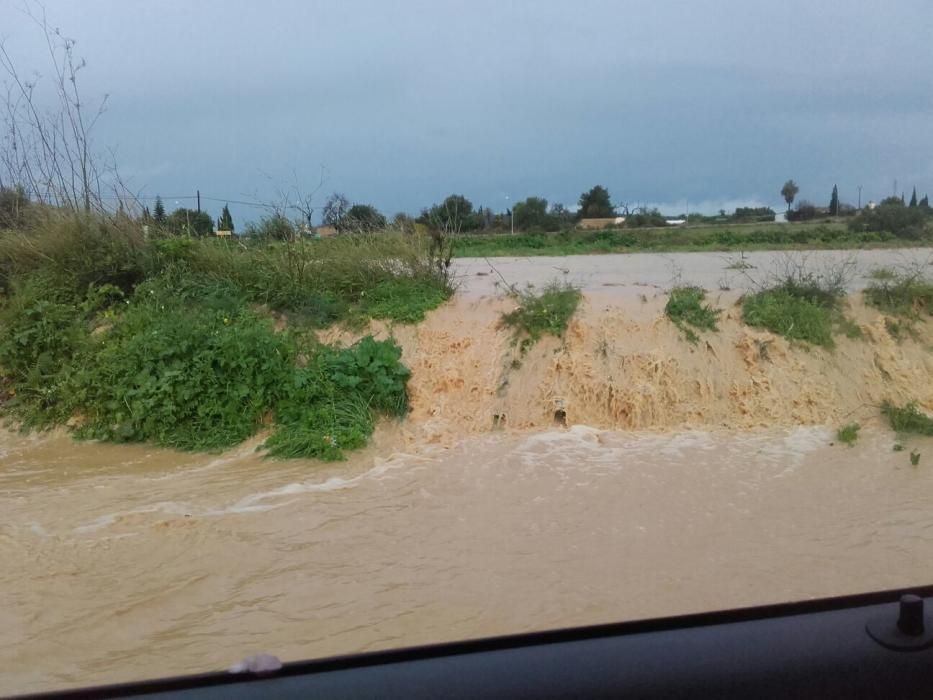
left=2, top=426, right=933, bottom=694
left=2, top=249, right=933, bottom=694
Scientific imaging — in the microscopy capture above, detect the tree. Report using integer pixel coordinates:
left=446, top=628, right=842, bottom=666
left=880, top=196, right=904, bottom=207
left=218, top=203, right=235, bottom=232
left=909, top=187, right=918, bottom=207
left=829, top=185, right=839, bottom=216
left=166, top=207, right=213, bottom=236
left=578, top=185, right=614, bottom=219
left=920, top=195, right=930, bottom=209
left=848, top=202, right=927, bottom=239
left=426, top=194, right=480, bottom=233
left=322, top=193, right=350, bottom=228
left=153, top=196, right=166, bottom=223
left=343, top=204, right=386, bottom=233
left=513, top=196, right=553, bottom=230
left=549, top=203, right=575, bottom=227
left=781, top=180, right=799, bottom=211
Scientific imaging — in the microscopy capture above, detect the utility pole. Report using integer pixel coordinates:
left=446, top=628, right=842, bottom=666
left=857, top=185, right=862, bottom=210
left=197, top=189, right=201, bottom=213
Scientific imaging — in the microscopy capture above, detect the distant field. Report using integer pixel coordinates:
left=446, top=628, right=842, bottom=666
left=452, top=221, right=932, bottom=257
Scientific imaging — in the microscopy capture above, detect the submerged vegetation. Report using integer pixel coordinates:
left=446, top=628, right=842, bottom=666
left=836, top=423, right=861, bottom=447
left=0, top=212, right=452, bottom=459
left=882, top=402, right=933, bottom=437
left=665, top=286, right=719, bottom=343
left=501, top=282, right=582, bottom=343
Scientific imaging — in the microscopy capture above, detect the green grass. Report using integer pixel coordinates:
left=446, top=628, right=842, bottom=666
left=741, top=268, right=863, bottom=348
left=864, top=268, right=933, bottom=318
left=665, top=287, right=719, bottom=342
left=742, top=289, right=836, bottom=347
left=882, top=401, right=933, bottom=437
left=451, top=221, right=929, bottom=257
left=501, top=282, right=582, bottom=342
left=836, top=423, right=861, bottom=447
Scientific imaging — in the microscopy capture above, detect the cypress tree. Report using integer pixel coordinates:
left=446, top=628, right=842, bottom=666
left=829, top=184, right=839, bottom=216
left=909, top=187, right=918, bottom=207
left=219, top=203, right=235, bottom=232
left=153, top=196, right=166, bottom=223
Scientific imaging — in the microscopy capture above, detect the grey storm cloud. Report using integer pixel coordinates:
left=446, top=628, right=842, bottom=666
left=1, top=0, right=931, bottom=222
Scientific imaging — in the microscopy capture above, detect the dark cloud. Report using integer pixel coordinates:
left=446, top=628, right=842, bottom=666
left=1, top=0, right=931, bottom=222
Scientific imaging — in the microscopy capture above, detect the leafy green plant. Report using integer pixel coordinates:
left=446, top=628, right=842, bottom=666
left=836, top=423, right=860, bottom=447
left=742, top=289, right=835, bottom=347
left=741, top=266, right=860, bottom=348
left=69, top=304, right=296, bottom=451
left=882, top=401, right=933, bottom=437
left=665, top=287, right=719, bottom=342
left=501, top=282, right=581, bottom=342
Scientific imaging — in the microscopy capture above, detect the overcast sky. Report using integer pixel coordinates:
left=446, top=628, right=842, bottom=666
left=1, top=0, right=931, bottom=223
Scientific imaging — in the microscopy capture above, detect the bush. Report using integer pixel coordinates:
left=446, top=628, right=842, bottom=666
left=848, top=204, right=928, bottom=239
left=263, top=336, right=410, bottom=459
left=243, top=214, right=297, bottom=241
left=0, top=214, right=433, bottom=459
left=787, top=202, right=820, bottom=222
left=665, top=287, right=719, bottom=342
left=742, top=289, right=835, bottom=347
left=882, top=402, right=933, bottom=437
left=864, top=268, right=933, bottom=317
left=836, top=423, right=860, bottom=446
left=501, top=282, right=581, bottom=341
left=0, top=278, right=89, bottom=426
left=733, top=207, right=776, bottom=223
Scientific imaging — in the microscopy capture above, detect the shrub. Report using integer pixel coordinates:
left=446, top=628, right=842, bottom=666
left=665, top=287, right=719, bottom=342
left=787, top=201, right=820, bottom=222
left=69, top=303, right=296, bottom=450
left=848, top=204, right=928, bottom=239
left=264, top=336, right=410, bottom=459
left=0, top=277, right=89, bottom=426
left=742, top=289, right=835, bottom=347
left=882, top=402, right=933, bottom=437
left=501, top=282, right=582, bottom=341
left=864, top=268, right=933, bottom=318
left=836, top=423, right=860, bottom=446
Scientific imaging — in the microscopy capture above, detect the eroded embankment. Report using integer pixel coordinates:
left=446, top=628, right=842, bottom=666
left=322, top=290, right=933, bottom=445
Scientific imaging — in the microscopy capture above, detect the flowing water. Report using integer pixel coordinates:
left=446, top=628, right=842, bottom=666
left=2, top=426, right=933, bottom=694
left=3, top=249, right=933, bottom=694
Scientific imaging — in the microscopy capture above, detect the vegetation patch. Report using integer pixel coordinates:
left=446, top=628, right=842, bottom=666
left=742, top=289, right=835, bottom=348
left=0, top=215, right=434, bottom=459
left=452, top=222, right=930, bottom=258
left=836, top=423, right=861, bottom=447
left=665, top=286, right=719, bottom=343
left=882, top=401, right=933, bottom=437
left=501, top=282, right=581, bottom=343
left=741, top=268, right=860, bottom=348
left=864, top=268, right=933, bottom=318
